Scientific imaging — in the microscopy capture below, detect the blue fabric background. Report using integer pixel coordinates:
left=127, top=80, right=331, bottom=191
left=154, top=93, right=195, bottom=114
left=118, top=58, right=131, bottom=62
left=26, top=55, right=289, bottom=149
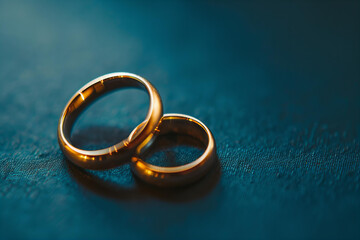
left=1, top=0, right=359, bottom=239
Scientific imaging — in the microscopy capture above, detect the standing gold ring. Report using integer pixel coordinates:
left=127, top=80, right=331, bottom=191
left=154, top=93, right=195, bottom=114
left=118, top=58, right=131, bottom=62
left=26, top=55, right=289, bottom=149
left=131, top=113, right=216, bottom=187
left=57, top=72, right=163, bottom=169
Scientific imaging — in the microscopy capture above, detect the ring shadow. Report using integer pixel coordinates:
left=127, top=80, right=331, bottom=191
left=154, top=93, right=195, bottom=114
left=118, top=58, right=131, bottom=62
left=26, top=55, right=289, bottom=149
left=66, top=125, right=221, bottom=203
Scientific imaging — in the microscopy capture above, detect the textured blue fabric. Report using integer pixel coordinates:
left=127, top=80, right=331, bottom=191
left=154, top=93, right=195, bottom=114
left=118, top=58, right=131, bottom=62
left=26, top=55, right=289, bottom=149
left=1, top=0, right=360, bottom=239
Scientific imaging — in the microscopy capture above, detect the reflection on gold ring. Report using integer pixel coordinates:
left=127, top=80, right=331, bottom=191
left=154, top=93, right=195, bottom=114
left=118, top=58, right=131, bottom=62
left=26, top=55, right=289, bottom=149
left=57, top=72, right=163, bottom=170
left=131, top=113, right=217, bottom=187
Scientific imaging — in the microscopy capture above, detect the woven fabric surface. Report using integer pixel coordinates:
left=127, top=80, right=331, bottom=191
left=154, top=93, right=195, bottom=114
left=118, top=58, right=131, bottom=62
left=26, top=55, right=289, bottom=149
left=0, top=0, right=359, bottom=239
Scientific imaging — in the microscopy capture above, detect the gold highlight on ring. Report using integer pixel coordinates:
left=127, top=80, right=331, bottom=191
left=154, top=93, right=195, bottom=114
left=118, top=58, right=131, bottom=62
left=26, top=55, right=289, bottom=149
left=131, top=113, right=216, bottom=187
left=57, top=72, right=163, bottom=170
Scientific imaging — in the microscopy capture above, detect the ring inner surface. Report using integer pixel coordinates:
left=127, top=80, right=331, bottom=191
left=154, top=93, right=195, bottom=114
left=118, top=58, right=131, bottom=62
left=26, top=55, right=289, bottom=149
left=136, top=116, right=209, bottom=167
left=62, top=76, right=150, bottom=147
left=142, top=133, right=205, bottom=167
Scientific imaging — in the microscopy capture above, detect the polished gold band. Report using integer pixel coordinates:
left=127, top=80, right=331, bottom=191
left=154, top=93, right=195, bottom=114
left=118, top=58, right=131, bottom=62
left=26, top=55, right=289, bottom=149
left=57, top=72, right=163, bottom=169
left=131, top=113, right=216, bottom=187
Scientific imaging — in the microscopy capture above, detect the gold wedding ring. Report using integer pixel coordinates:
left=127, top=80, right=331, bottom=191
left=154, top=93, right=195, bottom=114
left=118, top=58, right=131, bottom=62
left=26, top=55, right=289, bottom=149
left=58, top=73, right=217, bottom=187
left=57, top=72, right=163, bottom=169
left=131, top=114, right=216, bottom=187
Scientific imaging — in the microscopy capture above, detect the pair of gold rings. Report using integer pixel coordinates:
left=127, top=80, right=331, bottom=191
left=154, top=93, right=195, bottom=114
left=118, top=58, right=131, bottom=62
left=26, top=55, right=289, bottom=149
left=58, top=73, right=216, bottom=187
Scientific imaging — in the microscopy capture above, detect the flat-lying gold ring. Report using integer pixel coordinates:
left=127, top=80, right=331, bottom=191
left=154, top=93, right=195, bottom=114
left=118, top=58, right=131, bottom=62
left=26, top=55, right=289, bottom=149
left=57, top=72, right=163, bottom=169
left=130, top=113, right=216, bottom=187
